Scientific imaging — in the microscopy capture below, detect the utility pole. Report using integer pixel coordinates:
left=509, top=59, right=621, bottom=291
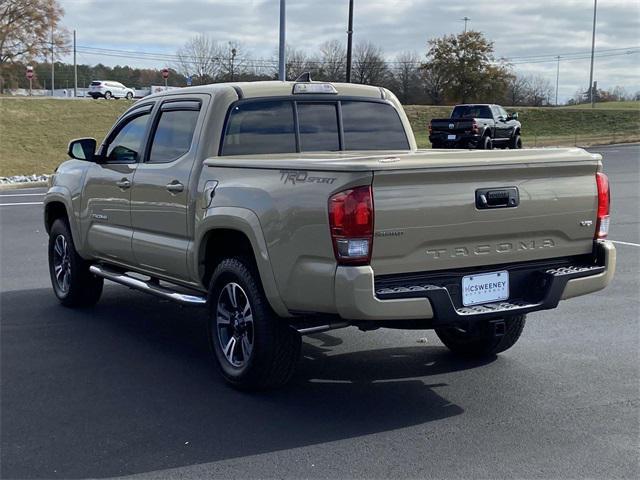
left=73, top=30, right=77, bottom=98
left=462, top=16, right=470, bottom=33
left=278, top=0, right=286, bottom=81
left=588, top=0, right=597, bottom=108
left=346, top=0, right=354, bottom=83
left=50, top=23, right=55, bottom=96
left=555, top=55, right=560, bottom=106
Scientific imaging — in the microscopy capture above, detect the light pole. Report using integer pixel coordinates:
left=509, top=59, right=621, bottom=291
left=73, top=30, right=77, bottom=98
left=555, top=55, right=560, bottom=106
left=230, top=46, right=237, bottom=81
left=462, top=16, right=470, bottom=33
left=278, top=0, right=286, bottom=80
left=346, top=0, right=354, bottom=83
left=588, top=0, right=597, bottom=108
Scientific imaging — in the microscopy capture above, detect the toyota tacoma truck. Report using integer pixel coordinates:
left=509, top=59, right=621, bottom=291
left=429, top=104, right=522, bottom=150
left=44, top=79, right=615, bottom=389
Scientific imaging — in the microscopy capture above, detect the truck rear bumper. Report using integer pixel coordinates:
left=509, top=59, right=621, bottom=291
left=334, top=240, right=615, bottom=324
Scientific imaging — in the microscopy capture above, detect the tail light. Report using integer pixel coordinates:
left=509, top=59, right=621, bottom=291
left=428, top=122, right=433, bottom=134
left=471, top=120, right=479, bottom=134
left=328, top=186, right=374, bottom=265
left=595, top=172, right=610, bottom=239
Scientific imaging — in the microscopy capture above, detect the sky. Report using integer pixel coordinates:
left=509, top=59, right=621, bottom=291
left=58, top=0, right=640, bottom=102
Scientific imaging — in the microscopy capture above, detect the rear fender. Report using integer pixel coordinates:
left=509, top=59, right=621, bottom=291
left=193, top=207, right=290, bottom=318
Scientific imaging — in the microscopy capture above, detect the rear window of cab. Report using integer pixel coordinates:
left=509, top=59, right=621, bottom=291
left=221, top=99, right=409, bottom=156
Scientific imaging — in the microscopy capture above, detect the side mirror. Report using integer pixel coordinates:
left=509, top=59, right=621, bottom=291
left=509, top=112, right=519, bottom=120
left=68, top=138, right=97, bottom=162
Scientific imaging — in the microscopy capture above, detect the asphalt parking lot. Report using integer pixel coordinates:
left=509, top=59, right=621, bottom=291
left=1, top=144, right=638, bottom=479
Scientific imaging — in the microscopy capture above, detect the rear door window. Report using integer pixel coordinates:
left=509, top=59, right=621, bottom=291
left=222, top=101, right=296, bottom=156
left=341, top=101, right=409, bottom=150
left=149, top=110, right=199, bottom=163
left=297, top=103, right=340, bottom=152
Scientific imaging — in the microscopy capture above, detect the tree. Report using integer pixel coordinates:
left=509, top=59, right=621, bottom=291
left=0, top=0, right=68, bottom=66
left=352, top=41, right=388, bottom=85
left=389, top=51, right=420, bottom=104
left=318, top=39, right=346, bottom=82
left=505, top=74, right=530, bottom=106
left=525, top=75, right=553, bottom=106
left=174, top=34, right=223, bottom=84
left=422, top=30, right=511, bottom=103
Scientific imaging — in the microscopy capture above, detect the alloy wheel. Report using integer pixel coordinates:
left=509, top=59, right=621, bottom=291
left=52, top=234, right=71, bottom=293
left=216, top=282, right=254, bottom=368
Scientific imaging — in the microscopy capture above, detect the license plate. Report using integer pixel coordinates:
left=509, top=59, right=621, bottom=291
left=447, top=134, right=456, bottom=140
left=462, top=271, right=509, bottom=306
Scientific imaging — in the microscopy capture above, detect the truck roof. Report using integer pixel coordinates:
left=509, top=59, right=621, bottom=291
left=144, top=80, right=387, bottom=101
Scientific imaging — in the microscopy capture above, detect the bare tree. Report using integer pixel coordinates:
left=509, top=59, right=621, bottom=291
left=0, top=0, right=68, bottom=66
left=218, top=41, right=247, bottom=81
left=318, top=39, right=346, bottom=82
left=420, top=63, right=447, bottom=105
left=174, top=34, right=223, bottom=83
left=505, top=74, right=530, bottom=106
left=389, top=51, right=420, bottom=104
left=352, top=41, right=388, bottom=85
left=525, top=75, right=554, bottom=106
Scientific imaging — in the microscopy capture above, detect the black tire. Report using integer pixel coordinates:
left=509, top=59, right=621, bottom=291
left=479, top=135, right=493, bottom=150
left=207, top=257, right=301, bottom=390
left=435, top=314, right=526, bottom=357
left=104, top=91, right=112, bottom=100
left=431, top=141, right=443, bottom=149
left=48, top=219, right=103, bottom=307
left=509, top=133, right=523, bottom=149
left=125, top=92, right=133, bottom=100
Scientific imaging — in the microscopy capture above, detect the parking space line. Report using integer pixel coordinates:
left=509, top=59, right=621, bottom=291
left=0, top=193, right=45, bottom=197
left=0, top=202, right=43, bottom=206
left=611, top=240, right=640, bottom=248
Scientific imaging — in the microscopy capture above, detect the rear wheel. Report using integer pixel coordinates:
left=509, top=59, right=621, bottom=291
left=125, top=92, right=133, bottom=100
left=509, top=133, right=523, bottom=149
left=479, top=135, right=493, bottom=150
left=435, top=315, right=526, bottom=357
left=207, top=257, right=301, bottom=390
left=431, top=141, right=443, bottom=149
left=48, top=219, right=103, bottom=307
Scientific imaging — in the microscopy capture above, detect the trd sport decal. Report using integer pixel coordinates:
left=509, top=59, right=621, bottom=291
left=280, top=170, right=336, bottom=185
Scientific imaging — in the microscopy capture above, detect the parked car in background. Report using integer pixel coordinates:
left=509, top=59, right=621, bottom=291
left=89, top=81, right=135, bottom=100
left=429, top=104, right=522, bottom=150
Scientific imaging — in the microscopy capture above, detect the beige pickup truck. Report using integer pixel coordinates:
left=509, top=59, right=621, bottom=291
left=44, top=79, right=616, bottom=389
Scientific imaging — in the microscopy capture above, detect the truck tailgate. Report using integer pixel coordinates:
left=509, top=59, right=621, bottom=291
left=371, top=154, right=600, bottom=275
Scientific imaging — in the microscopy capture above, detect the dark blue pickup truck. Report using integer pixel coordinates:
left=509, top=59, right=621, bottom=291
left=429, top=104, right=522, bottom=150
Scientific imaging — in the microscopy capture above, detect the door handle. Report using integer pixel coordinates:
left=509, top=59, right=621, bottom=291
left=116, top=178, right=131, bottom=189
left=166, top=181, right=184, bottom=193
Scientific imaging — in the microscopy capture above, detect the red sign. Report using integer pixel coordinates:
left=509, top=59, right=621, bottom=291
left=161, top=68, right=169, bottom=79
left=26, top=66, right=34, bottom=79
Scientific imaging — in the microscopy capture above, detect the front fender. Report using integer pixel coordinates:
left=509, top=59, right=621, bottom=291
left=44, top=187, right=85, bottom=254
left=192, top=206, right=291, bottom=318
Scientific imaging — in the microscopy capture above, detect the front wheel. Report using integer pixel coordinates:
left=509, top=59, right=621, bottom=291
left=435, top=315, right=526, bottom=357
left=48, top=219, right=103, bottom=307
left=104, top=91, right=112, bottom=100
left=207, top=257, right=301, bottom=390
left=509, top=134, right=523, bottom=149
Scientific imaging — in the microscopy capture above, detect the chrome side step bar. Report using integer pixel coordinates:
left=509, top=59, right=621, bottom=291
left=89, top=265, right=207, bottom=306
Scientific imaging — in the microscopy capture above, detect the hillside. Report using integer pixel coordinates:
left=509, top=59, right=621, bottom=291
left=1, top=98, right=639, bottom=177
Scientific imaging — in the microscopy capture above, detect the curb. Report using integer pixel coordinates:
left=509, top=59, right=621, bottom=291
left=0, top=181, right=48, bottom=191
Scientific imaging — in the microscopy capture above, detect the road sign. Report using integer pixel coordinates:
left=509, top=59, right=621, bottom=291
left=26, top=66, right=34, bottom=79
left=162, top=68, right=169, bottom=79
left=186, top=76, right=192, bottom=86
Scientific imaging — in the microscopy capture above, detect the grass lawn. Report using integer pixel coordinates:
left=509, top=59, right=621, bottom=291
left=1, top=98, right=639, bottom=176
left=1, top=98, right=130, bottom=177
left=560, top=100, right=640, bottom=110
